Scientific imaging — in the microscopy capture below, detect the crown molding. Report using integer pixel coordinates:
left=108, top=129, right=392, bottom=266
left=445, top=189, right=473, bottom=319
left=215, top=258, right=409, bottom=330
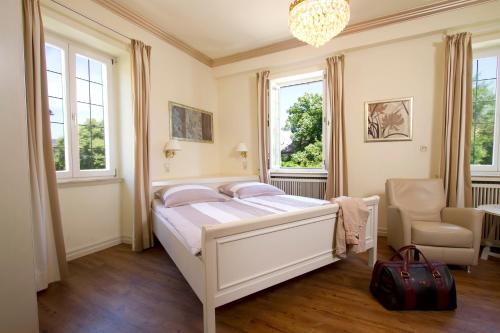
left=211, top=0, right=495, bottom=67
left=92, top=0, right=494, bottom=68
left=91, top=0, right=213, bottom=66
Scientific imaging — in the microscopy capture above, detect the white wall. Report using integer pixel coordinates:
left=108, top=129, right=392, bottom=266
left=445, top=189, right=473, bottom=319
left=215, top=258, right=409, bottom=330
left=0, top=0, right=39, bottom=332
left=41, top=0, right=220, bottom=251
left=215, top=2, right=500, bottom=232
left=58, top=183, right=122, bottom=260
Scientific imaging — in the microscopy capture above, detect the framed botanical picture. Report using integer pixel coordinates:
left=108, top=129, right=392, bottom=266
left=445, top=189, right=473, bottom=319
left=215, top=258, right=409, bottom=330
left=169, top=101, right=214, bottom=143
left=365, top=97, right=413, bottom=142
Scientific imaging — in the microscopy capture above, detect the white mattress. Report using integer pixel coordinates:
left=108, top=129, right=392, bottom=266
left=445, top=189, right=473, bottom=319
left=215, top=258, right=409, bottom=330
left=153, top=195, right=330, bottom=255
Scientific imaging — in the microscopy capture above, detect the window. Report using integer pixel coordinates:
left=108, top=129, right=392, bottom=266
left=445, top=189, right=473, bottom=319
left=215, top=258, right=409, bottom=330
left=270, top=71, right=326, bottom=171
left=471, top=51, right=500, bottom=176
left=45, top=36, right=114, bottom=178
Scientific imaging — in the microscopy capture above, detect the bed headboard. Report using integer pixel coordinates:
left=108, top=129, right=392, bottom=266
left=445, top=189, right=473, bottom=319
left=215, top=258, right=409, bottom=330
left=151, top=175, right=260, bottom=192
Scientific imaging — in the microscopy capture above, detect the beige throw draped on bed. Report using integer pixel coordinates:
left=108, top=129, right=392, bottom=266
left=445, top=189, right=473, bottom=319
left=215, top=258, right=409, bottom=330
left=325, top=55, right=348, bottom=200
left=441, top=33, right=473, bottom=208
left=132, top=40, right=153, bottom=251
left=257, top=70, right=271, bottom=184
left=23, top=0, right=68, bottom=290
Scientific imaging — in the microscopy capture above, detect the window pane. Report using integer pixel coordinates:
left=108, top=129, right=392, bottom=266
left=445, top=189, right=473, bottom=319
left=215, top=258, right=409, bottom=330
left=279, top=80, right=324, bottom=168
left=89, top=60, right=103, bottom=83
left=46, top=42, right=67, bottom=173
left=473, top=59, right=478, bottom=80
left=471, top=121, right=495, bottom=165
left=52, top=146, right=65, bottom=171
left=79, top=124, right=92, bottom=170
left=90, top=82, right=103, bottom=105
left=76, top=55, right=89, bottom=80
left=79, top=124, right=106, bottom=170
left=51, top=122, right=65, bottom=171
left=76, top=79, right=90, bottom=103
left=91, top=127, right=106, bottom=170
left=475, top=79, right=497, bottom=102
left=478, top=57, right=498, bottom=80
left=91, top=105, right=104, bottom=124
left=47, top=71, right=63, bottom=98
left=45, top=45, right=62, bottom=73
left=471, top=56, right=497, bottom=168
left=49, top=97, right=64, bottom=123
left=77, top=102, right=90, bottom=125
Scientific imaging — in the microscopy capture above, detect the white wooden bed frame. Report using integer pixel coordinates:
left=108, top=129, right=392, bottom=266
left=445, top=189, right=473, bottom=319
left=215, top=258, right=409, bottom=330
left=151, top=176, right=379, bottom=333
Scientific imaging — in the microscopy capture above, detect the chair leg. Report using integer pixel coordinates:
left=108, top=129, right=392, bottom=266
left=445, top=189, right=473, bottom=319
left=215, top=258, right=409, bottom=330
left=466, top=265, right=472, bottom=274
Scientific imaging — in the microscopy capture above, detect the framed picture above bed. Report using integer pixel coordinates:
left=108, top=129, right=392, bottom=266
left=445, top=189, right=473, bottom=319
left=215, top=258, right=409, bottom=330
left=365, top=97, right=413, bottom=142
left=169, top=101, right=214, bottom=143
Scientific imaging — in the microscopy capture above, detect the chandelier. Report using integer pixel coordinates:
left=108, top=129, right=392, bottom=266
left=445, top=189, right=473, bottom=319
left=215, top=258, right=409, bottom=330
left=289, top=0, right=350, bottom=48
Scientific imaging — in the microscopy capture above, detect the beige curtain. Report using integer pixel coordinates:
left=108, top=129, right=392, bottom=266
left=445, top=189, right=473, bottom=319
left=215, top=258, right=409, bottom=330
left=325, top=55, right=348, bottom=200
left=131, top=40, right=153, bottom=251
left=441, top=33, right=473, bottom=208
left=257, top=70, right=271, bottom=183
left=22, top=0, right=68, bottom=290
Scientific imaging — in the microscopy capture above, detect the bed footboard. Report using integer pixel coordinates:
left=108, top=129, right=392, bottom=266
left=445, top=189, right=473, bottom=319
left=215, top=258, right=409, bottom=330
left=201, top=196, right=379, bottom=333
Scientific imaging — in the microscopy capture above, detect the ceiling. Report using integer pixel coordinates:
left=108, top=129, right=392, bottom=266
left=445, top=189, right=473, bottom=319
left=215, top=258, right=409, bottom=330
left=110, top=0, right=444, bottom=59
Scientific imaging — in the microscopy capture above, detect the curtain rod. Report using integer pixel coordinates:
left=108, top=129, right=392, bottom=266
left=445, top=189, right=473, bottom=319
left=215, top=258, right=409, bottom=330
left=48, top=0, right=132, bottom=41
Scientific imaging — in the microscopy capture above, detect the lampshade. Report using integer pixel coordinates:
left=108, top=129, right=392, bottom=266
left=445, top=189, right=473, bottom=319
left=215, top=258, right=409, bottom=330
left=289, top=0, right=350, bottom=48
left=236, top=143, right=248, bottom=153
left=165, top=140, right=181, bottom=152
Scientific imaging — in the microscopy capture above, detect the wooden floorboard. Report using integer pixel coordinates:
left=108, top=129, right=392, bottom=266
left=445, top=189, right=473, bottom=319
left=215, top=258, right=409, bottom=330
left=38, top=237, right=500, bottom=333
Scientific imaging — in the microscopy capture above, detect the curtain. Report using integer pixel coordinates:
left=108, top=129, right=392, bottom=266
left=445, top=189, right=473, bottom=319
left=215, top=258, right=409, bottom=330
left=441, top=33, right=473, bottom=208
left=325, top=55, right=348, bottom=200
left=257, top=70, right=271, bottom=183
left=131, top=40, right=153, bottom=251
left=22, top=0, right=68, bottom=291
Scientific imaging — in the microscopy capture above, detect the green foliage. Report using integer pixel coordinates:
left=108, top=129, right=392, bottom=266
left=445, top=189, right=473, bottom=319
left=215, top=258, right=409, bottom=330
left=282, top=141, right=323, bottom=168
left=52, top=119, right=106, bottom=171
left=281, top=93, right=323, bottom=168
left=53, top=137, right=65, bottom=171
left=471, top=77, right=497, bottom=165
left=79, top=119, right=106, bottom=170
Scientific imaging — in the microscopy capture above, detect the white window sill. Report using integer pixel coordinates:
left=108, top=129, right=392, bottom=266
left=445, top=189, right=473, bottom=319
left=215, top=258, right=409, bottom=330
left=270, top=169, right=328, bottom=177
left=57, top=176, right=123, bottom=188
left=472, top=175, right=500, bottom=182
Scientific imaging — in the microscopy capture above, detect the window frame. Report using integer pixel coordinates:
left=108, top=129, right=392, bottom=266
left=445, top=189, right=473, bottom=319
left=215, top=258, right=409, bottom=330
left=471, top=47, right=500, bottom=177
left=45, top=34, right=116, bottom=179
left=269, top=70, right=327, bottom=174
left=45, top=36, right=72, bottom=179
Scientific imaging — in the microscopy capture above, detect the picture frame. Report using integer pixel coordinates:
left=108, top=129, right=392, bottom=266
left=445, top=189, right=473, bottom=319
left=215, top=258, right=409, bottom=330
left=364, top=97, right=413, bottom=142
left=169, top=101, right=214, bottom=143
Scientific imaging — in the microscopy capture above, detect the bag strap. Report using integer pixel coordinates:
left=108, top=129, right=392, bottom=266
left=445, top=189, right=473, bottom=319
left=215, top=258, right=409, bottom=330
left=390, top=245, right=416, bottom=261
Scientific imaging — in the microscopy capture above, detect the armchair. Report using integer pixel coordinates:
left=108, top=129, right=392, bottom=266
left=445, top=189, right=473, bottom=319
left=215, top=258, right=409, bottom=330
left=386, top=179, right=483, bottom=268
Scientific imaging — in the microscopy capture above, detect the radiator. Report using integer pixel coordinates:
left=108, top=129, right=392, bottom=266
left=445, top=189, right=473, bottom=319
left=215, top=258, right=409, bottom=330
left=270, top=175, right=327, bottom=199
left=472, top=183, right=500, bottom=241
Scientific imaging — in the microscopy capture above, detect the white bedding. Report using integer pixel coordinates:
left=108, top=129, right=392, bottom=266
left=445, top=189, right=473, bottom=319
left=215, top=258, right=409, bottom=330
left=153, top=195, right=331, bottom=255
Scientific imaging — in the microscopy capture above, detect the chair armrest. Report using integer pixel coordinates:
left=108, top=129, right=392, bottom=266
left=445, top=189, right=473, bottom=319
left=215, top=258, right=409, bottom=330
left=387, top=206, right=412, bottom=249
left=441, top=207, right=484, bottom=264
left=441, top=207, right=484, bottom=232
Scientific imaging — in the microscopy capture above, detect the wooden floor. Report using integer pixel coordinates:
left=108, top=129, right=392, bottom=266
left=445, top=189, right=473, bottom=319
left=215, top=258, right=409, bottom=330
left=38, top=238, right=500, bottom=333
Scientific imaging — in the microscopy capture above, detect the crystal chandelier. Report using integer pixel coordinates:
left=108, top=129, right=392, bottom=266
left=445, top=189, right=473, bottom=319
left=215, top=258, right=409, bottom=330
left=289, top=0, right=350, bottom=48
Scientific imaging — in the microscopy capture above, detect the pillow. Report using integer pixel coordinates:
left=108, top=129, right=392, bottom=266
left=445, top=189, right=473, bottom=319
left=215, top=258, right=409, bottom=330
left=157, top=185, right=227, bottom=208
left=219, top=182, right=285, bottom=199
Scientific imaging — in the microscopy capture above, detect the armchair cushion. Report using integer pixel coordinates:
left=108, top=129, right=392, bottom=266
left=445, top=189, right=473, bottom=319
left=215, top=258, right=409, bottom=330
left=411, top=222, right=473, bottom=248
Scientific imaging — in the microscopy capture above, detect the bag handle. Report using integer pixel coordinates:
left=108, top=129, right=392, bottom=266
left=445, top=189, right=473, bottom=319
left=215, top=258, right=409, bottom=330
left=389, top=245, right=416, bottom=261
left=397, top=245, right=441, bottom=279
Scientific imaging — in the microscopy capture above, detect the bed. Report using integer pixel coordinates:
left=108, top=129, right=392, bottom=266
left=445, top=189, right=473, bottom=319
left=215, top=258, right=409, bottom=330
left=151, top=176, right=379, bottom=333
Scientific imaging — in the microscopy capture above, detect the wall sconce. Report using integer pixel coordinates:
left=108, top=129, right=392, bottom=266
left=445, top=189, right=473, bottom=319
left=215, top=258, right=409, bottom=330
left=164, top=140, right=181, bottom=158
left=236, top=143, right=248, bottom=169
left=163, top=140, right=181, bottom=172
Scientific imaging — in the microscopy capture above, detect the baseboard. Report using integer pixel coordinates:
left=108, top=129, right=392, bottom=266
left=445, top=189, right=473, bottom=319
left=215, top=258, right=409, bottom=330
left=121, top=235, right=132, bottom=245
left=67, top=236, right=128, bottom=261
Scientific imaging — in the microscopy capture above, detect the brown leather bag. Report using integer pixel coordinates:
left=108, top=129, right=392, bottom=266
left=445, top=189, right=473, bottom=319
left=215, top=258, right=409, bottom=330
left=370, top=245, right=457, bottom=311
